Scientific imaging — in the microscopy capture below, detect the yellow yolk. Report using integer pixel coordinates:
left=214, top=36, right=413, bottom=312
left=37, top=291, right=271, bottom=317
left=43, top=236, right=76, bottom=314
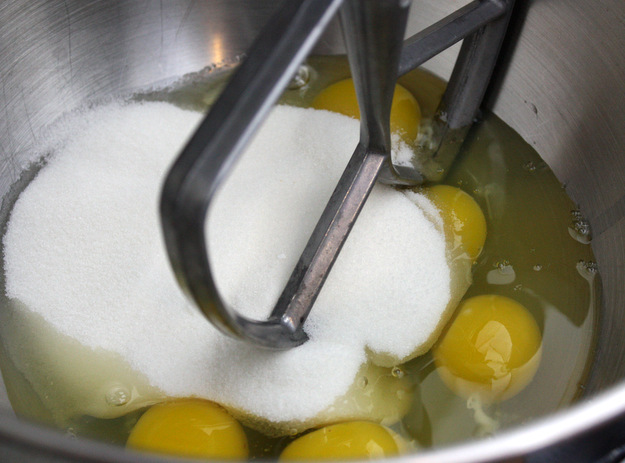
left=126, top=399, right=248, bottom=460
left=311, top=78, right=421, bottom=142
left=433, top=295, right=542, bottom=402
left=423, top=185, right=487, bottom=261
left=280, top=421, right=401, bottom=461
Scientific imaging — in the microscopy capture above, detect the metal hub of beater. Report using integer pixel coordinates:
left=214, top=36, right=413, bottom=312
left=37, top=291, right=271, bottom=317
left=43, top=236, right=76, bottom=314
left=160, top=0, right=515, bottom=349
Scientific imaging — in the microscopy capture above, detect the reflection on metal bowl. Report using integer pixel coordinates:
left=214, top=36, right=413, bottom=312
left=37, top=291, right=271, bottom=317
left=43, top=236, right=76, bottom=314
left=0, top=1, right=624, bottom=461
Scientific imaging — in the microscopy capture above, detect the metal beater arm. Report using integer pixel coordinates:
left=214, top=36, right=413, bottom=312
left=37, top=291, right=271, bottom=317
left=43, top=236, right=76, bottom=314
left=396, top=0, right=516, bottom=182
left=269, top=0, right=410, bottom=338
left=161, top=0, right=516, bottom=349
left=160, top=0, right=344, bottom=348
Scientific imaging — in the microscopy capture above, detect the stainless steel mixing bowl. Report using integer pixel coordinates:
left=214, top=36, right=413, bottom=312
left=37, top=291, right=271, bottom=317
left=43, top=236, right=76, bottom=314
left=0, top=1, right=624, bottom=461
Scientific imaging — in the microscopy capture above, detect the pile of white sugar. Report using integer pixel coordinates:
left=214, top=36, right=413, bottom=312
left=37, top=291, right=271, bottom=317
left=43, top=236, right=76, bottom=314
left=3, top=101, right=450, bottom=425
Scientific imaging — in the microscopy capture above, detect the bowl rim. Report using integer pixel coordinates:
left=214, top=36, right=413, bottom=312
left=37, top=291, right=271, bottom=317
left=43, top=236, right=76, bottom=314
left=1, top=382, right=625, bottom=462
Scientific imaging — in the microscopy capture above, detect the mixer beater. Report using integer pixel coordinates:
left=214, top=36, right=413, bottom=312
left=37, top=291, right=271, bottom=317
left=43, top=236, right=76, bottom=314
left=160, top=0, right=515, bottom=349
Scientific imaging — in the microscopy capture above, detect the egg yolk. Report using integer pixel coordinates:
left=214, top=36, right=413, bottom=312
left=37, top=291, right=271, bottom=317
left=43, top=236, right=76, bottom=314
left=423, top=185, right=487, bottom=261
left=433, top=295, right=542, bottom=402
left=280, top=421, right=401, bottom=461
left=311, top=78, right=421, bottom=142
left=126, top=399, right=248, bottom=460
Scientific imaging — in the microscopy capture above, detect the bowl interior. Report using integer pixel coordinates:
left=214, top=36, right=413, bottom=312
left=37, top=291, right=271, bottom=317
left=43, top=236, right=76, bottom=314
left=1, top=0, right=625, bottom=461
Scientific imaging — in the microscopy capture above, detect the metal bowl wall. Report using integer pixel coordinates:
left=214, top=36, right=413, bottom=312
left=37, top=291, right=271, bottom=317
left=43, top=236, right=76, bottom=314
left=0, top=1, right=624, bottom=461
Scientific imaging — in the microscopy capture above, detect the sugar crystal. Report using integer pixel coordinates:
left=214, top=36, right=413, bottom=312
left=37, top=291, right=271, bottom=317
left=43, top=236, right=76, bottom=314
left=3, top=102, right=451, bottom=429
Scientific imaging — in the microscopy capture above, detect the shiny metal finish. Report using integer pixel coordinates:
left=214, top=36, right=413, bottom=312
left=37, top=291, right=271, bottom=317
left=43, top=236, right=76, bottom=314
left=0, top=0, right=625, bottom=461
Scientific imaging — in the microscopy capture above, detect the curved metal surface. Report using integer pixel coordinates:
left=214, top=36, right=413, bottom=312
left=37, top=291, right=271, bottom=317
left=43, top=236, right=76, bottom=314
left=0, top=0, right=624, bottom=461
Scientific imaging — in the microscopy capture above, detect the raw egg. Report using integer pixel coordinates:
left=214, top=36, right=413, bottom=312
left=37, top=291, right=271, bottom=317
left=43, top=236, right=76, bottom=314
left=126, top=399, right=248, bottom=459
left=279, top=421, right=401, bottom=460
left=433, top=295, right=542, bottom=402
left=423, top=185, right=487, bottom=261
left=311, top=78, right=421, bottom=142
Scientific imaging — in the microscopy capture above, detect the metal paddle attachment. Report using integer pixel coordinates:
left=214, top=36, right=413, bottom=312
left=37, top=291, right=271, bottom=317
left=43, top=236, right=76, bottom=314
left=160, top=0, right=515, bottom=349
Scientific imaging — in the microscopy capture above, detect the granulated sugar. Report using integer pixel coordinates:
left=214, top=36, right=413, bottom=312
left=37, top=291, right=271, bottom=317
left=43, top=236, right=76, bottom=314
left=3, top=101, right=450, bottom=425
